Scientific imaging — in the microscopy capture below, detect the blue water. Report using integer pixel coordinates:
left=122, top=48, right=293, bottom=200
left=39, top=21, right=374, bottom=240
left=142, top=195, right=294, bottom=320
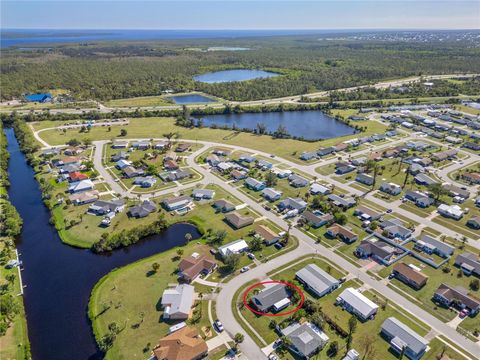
left=1, top=29, right=332, bottom=48
left=169, top=94, right=216, bottom=104
left=193, top=69, right=279, bottom=83
left=198, top=111, right=356, bottom=140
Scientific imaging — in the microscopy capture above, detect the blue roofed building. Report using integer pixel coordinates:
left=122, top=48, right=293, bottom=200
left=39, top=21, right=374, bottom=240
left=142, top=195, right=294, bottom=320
left=25, top=93, right=53, bottom=103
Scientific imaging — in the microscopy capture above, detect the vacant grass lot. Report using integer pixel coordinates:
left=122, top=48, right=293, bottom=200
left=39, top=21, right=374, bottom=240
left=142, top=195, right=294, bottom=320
left=33, top=117, right=387, bottom=163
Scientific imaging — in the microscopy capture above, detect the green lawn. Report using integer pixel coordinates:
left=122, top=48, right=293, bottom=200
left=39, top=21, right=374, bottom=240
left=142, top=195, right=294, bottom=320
left=33, top=116, right=387, bottom=164
left=105, top=95, right=174, bottom=107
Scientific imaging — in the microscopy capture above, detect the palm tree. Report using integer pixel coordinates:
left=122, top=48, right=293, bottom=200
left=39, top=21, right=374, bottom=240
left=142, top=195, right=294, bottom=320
left=184, top=233, right=192, bottom=244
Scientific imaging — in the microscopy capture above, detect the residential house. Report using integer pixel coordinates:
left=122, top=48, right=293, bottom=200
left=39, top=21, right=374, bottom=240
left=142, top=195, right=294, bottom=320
left=432, top=149, right=457, bottom=162
left=212, top=199, right=235, bottom=213
left=112, top=140, right=129, bottom=149
left=133, top=176, right=157, bottom=188
left=68, top=171, right=88, bottom=182
left=380, top=182, right=402, bottom=196
left=433, top=284, right=480, bottom=315
left=160, top=170, right=191, bottom=182
left=256, top=159, right=273, bottom=170
left=289, top=174, right=309, bottom=188
left=218, top=239, right=249, bottom=257
left=111, top=151, right=129, bottom=162
left=463, top=142, right=480, bottom=151
left=131, top=141, right=150, bottom=150
left=244, top=177, right=265, bottom=191
left=116, top=159, right=132, bottom=170
left=224, top=212, right=254, bottom=229
left=467, top=216, right=480, bottom=229
left=442, top=184, right=470, bottom=200
left=128, top=200, right=157, bottom=218
left=152, top=326, right=208, bottom=360
left=175, top=143, right=191, bottom=152
left=123, top=166, right=144, bottom=178
left=327, top=194, right=356, bottom=209
left=392, top=263, right=428, bottom=290
left=251, top=284, right=290, bottom=313
left=296, top=264, right=340, bottom=297
left=68, top=190, right=99, bottom=205
left=262, top=187, right=282, bottom=202
left=317, top=147, right=335, bottom=157
left=300, top=151, right=317, bottom=161
left=25, top=93, right=52, bottom=103
left=255, top=224, right=280, bottom=245
left=355, top=235, right=402, bottom=264
left=230, top=169, right=247, bottom=180
left=310, top=183, right=331, bottom=195
left=356, top=173, right=374, bottom=186
left=212, top=148, right=231, bottom=156
left=462, top=172, right=480, bottom=184
left=281, top=322, right=329, bottom=359
left=336, top=165, right=356, bottom=175
left=414, top=173, right=437, bottom=186
left=333, top=143, right=349, bottom=152
left=238, top=154, right=256, bottom=163
left=62, top=156, right=81, bottom=166
left=68, top=179, right=94, bottom=193
left=382, top=222, right=412, bottom=240
left=275, top=169, right=292, bottom=178
left=64, top=146, right=83, bottom=156
left=88, top=199, right=125, bottom=216
left=164, top=151, right=178, bottom=161
left=162, top=195, right=192, bottom=211
left=409, top=163, right=425, bottom=176
left=354, top=205, right=382, bottom=221
left=416, top=158, right=433, bottom=167
left=351, top=157, right=367, bottom=166
left=414, top=235, right=454, bottom=258
left=381, top=317, right=428, bottom=360
left=437, top=204, right=463, bottom=220
left=178, top=254, right=216, bottom=283
left=164, top=159, right=179, bottom=171
left=153, top=141, right=168, bottom=150
left=206, top=154, right=220, bottom=166
left=161, top=284, right=195, bottom=319
left=404, top=190, right=434, bottom=208
left=192, top=189, right=215, bottom=200
left=326, top=224, right=358, bottom=243
left=278, top=197, right=307, bottom=213
left=455, top=252, right=480, bottom=276
left=302, top=210, right=333, bottom=228
left=336, top=288, right=379, bottom=321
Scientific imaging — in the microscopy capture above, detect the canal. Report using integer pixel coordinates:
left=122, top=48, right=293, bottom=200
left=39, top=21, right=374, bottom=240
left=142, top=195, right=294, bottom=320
left=4, top=128, right=200, bottom=360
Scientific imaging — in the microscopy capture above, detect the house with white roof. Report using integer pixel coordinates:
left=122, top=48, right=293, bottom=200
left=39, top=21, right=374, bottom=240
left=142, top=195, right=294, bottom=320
left=437, top=204, right=463, bottom=220
left=218, top=239, right=249, bottom=258
left=296, top=264, right=340, bottom=298
left=262, top=187, right=282, bottom=202
left=281, top=322, right=329, bottom=358
left=68, top=179, right=94, bottom=193
left=381, top=317, right=428, bottom=360
left=161, top=284, right=195, bottom=320
left=336, top=288, right=379, bottom=321
left=310, top=183, right=331, bottom=195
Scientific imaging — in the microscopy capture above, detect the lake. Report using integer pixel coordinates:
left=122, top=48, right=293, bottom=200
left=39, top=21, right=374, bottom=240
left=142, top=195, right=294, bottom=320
left=193, top=69, right=280, bottom=83
left=198, top=111, right=357, bottom=140
left=4, top=128, right=201, bottom=360
left=169, top=94, right=216, bottom=104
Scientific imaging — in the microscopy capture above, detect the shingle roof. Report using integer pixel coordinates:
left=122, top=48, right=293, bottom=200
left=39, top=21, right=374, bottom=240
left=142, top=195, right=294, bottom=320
left=381, top=317, right=428, bottom=355
left=296, top=264, right=339, bottom=296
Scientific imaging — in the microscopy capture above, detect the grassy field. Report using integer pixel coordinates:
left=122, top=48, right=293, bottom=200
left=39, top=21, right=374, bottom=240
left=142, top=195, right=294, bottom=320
left=32, top=116, right=387, bottom=164
left=0, top=100, right=97, bottom=111
left=89, top=242, right=217, bottom=360
left=105, top=95, right=174, bottom=108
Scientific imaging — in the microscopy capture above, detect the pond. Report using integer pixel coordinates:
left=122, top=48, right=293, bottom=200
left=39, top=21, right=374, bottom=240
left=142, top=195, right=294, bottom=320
left=197, top=110, right=357, bottom=140
left=169, top=94, right=216, bottom=104
left=193, top=69, right=279, bottom=83
left=4, top=128, right=201, bottom=360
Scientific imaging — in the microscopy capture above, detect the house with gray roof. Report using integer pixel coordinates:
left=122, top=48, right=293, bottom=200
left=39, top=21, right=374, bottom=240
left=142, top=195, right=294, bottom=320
left=300, top=151, right=318, bottom=161
left=161, top=284, right=195, bottom=320
left=414, top=173, right=437, bottom=186
left=281, top=322, right=329, bottom=359
left=336, top=287, right=378, bottom=321
left=310, top=183, right=331, bottom=195
left=289, top=174, right=309, bottom=188
left=88, top=199, right=125, bottom=216
left=128, top=200, right=157, bottom=218
left=162, top=195, right=192, bottom=211
left=355, top=235, right=401, bottom=265
left=278, top=197, right=307, bottom=212
left=192, top=189, right=215, bottom=200
left=301, top=210, right=333, bottom=228
left=213, top=199, right=235, bottom=213
left=133, top=176, right=157, bottom=188
left=414, top=235, right=454, bottom=258
left=455, top=252, right=480, bottom=277
left=380, top=182, right=402, bottom=196
left=296, top=264, right=340, bottom=298
left=244, top=177, right=265, bottom=191
left=262, top=187, right=282, bottom=202
left=251, top=284, right=290, bottom=313
left=404, top=190, right=434, bottom=208
left=317, top=147, right=335, bottom=157
left=327, top=194, right=356, bottom=209
left=381, top=317, right=428, bottom=360
left=355, top=173, right=374, bottom=186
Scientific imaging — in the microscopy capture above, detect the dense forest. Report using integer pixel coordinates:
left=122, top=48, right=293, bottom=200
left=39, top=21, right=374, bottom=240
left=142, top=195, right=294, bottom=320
left=1, top=34, right=480, bottom=101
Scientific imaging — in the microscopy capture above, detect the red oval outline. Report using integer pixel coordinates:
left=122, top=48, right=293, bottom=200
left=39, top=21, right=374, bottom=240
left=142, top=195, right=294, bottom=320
left=242, top=280, right=305, bottom=317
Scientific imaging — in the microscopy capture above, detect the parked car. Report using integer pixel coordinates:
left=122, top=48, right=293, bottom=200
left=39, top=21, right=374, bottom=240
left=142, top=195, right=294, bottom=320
left=273, top=339, right=283, bottom=348
left=388, top=273, right=395, bottom=280
left=240, top=266, right=250, bottom=273
left=459, top=309, right=470, bottom=318
left=386, top=208, right=393, bottom=213
left=268, top=354, right=279, bottom=360
left=210, top=249, right=217, bottom=255
left=274, top=243, right=284, bottom=250
left=339, top=277, right=347, bottom=284
left=247, top=253, right=256, bottom=260
left=214, top=320, right=224, bottom=332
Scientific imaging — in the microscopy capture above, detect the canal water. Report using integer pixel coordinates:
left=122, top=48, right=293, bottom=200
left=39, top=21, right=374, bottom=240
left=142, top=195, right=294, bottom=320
left=198, top=110, right=357, bottom=140
left=4, top=128, right=200, bottom=360
left=169, top=94, right=216, bottom=104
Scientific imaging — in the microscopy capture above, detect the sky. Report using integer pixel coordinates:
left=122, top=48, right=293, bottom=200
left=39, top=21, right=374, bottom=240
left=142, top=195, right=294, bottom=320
left=1, top=0, right=479, bottom=30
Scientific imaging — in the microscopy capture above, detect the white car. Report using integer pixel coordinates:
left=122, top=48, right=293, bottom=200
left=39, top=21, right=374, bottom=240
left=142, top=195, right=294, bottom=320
left=268, top=354, right=279, bottom=360
left=240, top=266, right=250, bottom=273
left=247, top=253, right=256, bottom=260
left=214, top=320, right=224, bottom=332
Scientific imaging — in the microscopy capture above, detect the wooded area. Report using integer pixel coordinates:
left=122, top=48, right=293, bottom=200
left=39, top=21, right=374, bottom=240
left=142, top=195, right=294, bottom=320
left=2, top=35, right=480, bottom=101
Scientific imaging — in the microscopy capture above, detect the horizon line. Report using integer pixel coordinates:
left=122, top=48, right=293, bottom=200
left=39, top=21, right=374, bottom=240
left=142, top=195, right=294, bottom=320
left=2, top=27, right=480, bottom=31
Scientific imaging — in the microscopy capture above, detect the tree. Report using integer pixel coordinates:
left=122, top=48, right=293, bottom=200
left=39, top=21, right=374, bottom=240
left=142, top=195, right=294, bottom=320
left=249, top=236, right=262, bottom=251
left=176, top=248, right=184, bottom=258
left=360, top=334, right=377, bottom=360
left=256, top=122, right=267, bottom=134
left=265, top=171, right=277, bottom=187
left=67, top=138, right=81, bottom=146
left=428, top=183, right=448, bottom=204
left=184, top=233, right=192, bottom=243
left=146, top=164, right=157, bottom=176
left=347, top=315, right=358, bottom=349
left=152, top=262, right=160, bottom=272
left=470, top=279, right=479, bottom=291
left=233, top=332, right=244, bottom=351
left=224, top=253, right=241, bottom=273
left=120, top=129, right=128, bottom=137
left=327, top=341, right=339, bottom=357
